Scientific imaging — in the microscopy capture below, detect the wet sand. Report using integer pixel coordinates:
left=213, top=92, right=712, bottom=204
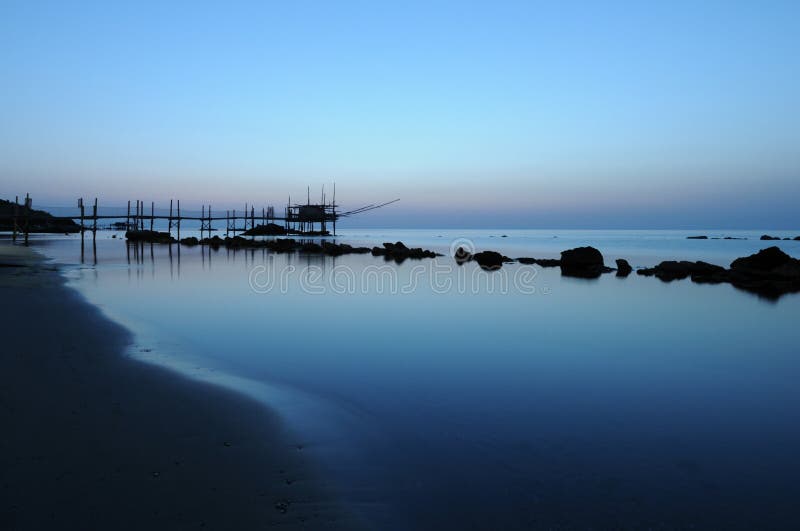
left=0, top=243, right=359, bottom=530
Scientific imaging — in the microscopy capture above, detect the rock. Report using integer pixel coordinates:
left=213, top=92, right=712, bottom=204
left=372, top=241, right=439, bottom=262
left=179, top=236, right=199, bottom=246
left=760, top=235, right=781, bottom=240
left=242, top=223, right=287, bottom=236
left=637, top=260, right=725, bottom=282
left=687, top=235, right=708, bottom=239
left=795, top=236, right=800, bottom=241
left=472, top=251, right=509, bottom=270
left=730, top=246, right=793, bottom=272
left=516, top=257, right=560, bottom=267
left=454, top=246, right=472, bottom=265
left=125, top=230, right=176, bottom=244
left=560, top=246, right=611, bottom=278
left=615, top=259, right=632, bottom=277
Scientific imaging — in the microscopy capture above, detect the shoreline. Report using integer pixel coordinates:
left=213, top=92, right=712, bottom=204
left=0, top=243, right=359, bottom=530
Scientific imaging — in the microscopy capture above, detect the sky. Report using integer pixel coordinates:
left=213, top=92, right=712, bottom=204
left=1, top=1, right=798, bottom=228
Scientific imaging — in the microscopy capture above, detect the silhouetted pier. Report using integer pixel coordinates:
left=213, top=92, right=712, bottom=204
left=8, top=188, right=397, bottom=243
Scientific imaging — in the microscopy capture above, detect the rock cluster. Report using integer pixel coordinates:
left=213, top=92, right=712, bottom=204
left=516, top=257, right=560, bottom=267
left=637, top=246, right=800, bottom=298
left=241, top=223, right=287, bottom=236
left=453, top=247, right=512, bottom=270
left=125, top=230, right=176, bottom=244
left=372, top=242, right=441, bottom=262
left=637, top=260, right=725, bottom=281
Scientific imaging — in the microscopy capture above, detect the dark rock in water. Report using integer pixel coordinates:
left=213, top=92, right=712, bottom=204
left=687, top=235, right=708, bottom=239
left=615, top=259, right=632, bottom=277
left=472, top=251, right=510, bottom=270
left=730, top=246, right=793, bottom=272
left=242, top=223, right=287, bottom=236
left=516, top=257, right=561, bottom=267
left=125, top=230, right=176, bottom=244
left=319, top=241, right=371, bottom=256
left=726, top=247, right=800, bottom=298
left=724, top=236, right=747, bottom=240
left=760, top=235, right=781, bottom=240
left=372, top=241, right=439, bottom=262
left=180, top=236, right=199, bottom=246
left=637, top=260, right=726, bottom=282
left=560, top=246, right=611, bottom=278
left=795, top=236, right=800, bottom=241
left=454, top=246, right=472, bottom=265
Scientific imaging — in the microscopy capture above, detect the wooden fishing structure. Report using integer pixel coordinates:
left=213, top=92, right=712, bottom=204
left=7, top=187, right=399, bottom=242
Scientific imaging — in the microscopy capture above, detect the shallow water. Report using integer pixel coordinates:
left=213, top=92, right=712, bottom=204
left=20, top=229, right=800, bottom=529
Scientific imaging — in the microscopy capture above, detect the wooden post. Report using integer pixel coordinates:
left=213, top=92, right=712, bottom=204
left=177, top=200, right=181, bottom=240
left=201, top=205, right=205, bottom=239
left=23, top=193, right=31, bottom=243
left=169, top=199, right=173, bottom=238
left=12, top=196, right=19, bottom=241
left=226, top=210, right=230, bottom=237
left=150, top=201, right=154, bottom=232
left=232, top=209, right=236, bottom=237
left=79, top=198, right=85, bottom=237
left=208, top=205, right=212, bottom=235
left=333, top=183, right=336, bottom=236
left=140, top=200, right=144, bottom=230
left=127, top=200, right=131, bottom=232
left=92, top=198, right=98, bottom=239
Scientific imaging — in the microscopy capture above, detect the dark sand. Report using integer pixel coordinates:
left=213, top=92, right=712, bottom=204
left=0, top=244, right=359, bottom=530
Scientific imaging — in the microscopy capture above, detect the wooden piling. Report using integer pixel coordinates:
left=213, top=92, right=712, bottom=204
left=150, top=201, right=154, bottom=232
left=23, top=193, right=31, bottom=243
left=127, top=200, right=131, bottom=231
left=12, top=196, right=19, bottom=242
left=79, top=198, right=85, bottom=236
left=92, top=198, right=98, bottom=239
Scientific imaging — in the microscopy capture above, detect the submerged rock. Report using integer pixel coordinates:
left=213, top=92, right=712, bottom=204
left=516, top=257, right=561, bottom=267
left=760, top=235, right=781, bottom=241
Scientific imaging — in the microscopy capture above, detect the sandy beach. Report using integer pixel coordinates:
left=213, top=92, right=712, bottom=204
left=0, top=242, right=358, bottom=530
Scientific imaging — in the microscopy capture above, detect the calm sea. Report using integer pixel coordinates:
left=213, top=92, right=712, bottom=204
left=25, top=229, right=800, bottom=529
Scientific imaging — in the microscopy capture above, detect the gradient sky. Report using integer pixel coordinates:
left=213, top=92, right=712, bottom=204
left=1, top=1, right=798, bottom=228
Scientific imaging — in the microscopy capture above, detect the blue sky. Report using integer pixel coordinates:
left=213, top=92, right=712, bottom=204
left=1, top=1, right=798, bottom=228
